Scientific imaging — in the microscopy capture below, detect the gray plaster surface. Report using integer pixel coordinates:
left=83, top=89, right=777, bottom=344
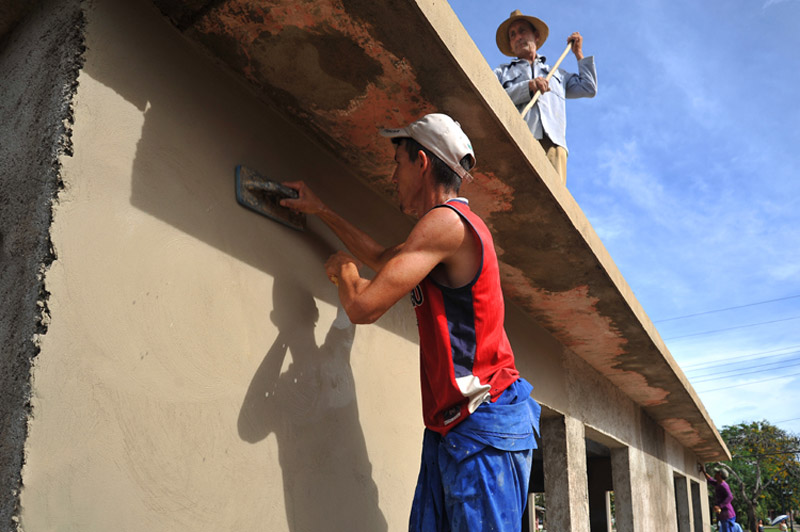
left=0, top=0, right=84, bottom=528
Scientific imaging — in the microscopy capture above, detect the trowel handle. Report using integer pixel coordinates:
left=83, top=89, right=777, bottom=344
left=245, top=180, right=299, bottom=199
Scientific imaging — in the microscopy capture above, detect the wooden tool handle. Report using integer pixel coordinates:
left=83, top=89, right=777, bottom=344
left=520, top=42, right=574, bottom=118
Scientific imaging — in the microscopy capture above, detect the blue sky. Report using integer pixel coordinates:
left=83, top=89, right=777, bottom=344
left=450, top=0, right=800, bottom=437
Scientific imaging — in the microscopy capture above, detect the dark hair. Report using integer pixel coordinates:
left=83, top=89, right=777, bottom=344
left=392, top=138, right=472, bottom=193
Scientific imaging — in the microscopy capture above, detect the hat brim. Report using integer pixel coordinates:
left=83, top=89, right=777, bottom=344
left=496, top=14, right=549, bottom=57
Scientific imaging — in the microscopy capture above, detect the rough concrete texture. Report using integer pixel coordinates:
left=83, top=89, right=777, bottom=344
left=541, top=416, right=590, bottom=532
left=0, top=0, right=84, bottom=528
left=150, top=0, right=728, bottom=461
left=674, top=474, right=691, bottom=532
left=627, top=412, right=680, bottom=531
left=610, top=448, right=636, bottom=532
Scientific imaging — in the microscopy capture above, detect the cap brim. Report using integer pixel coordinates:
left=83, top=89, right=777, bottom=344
left=380, top=116, right=476, bottom=184
left=379, top=127, right=409, bottom=139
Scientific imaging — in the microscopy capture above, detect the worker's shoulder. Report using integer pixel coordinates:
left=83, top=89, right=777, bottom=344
left=406, top=205, right=466, bottom=248
left=417, top=203, right=465, bottom=231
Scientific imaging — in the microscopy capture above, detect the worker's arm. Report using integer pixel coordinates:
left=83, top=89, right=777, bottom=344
left=326, top=206, right=466, bottom=324
left=281, top=181, right=401, bottom=271
left=563, top=32, right=597, bottom=99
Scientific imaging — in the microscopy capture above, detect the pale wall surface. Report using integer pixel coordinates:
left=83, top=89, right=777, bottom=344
left=21, top=0, right=422, bottom=530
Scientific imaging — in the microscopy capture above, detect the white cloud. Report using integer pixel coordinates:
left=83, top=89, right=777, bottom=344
left=700, top=374, right=800, bottom=432
left=597, top=140, right=668, bottom=214
left=768, top=262, right=800, bottom=281
left=763, top=0, right=797, bottom=8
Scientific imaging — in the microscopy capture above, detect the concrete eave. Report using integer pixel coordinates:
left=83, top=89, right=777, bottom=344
left=152, top=0, right=730, bottom=461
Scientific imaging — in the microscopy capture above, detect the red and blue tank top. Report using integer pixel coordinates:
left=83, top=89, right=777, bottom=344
left=412, top=198, right=520, bottom=435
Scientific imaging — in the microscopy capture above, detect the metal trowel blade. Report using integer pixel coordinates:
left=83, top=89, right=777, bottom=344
left=234, top=165, right=306, bottom=231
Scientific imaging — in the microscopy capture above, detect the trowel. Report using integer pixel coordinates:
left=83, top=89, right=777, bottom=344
left=234, top=165, right=306, bottom=231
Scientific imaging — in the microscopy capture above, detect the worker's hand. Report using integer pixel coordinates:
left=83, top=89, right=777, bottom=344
left=280, top=180, right=325, bottom=215
left=324, top=251, right=361, bottom=286
left=528, top=77, right=550, bottom=96
left=713, top=506, right=721, bottom=515
left=568, top=32, right=584, bottom=61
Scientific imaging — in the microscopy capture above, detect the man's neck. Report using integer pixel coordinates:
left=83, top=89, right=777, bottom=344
left=518, top=51, right=537, bottom=64
left=415, top=187, right=458, bottom=217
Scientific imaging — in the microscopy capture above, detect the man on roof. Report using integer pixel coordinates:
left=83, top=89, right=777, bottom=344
left=282, top=113, right=540, bottom=531
left=494, top=9, right=598, bottom=184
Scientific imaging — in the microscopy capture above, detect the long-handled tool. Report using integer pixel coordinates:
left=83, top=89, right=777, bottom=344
left=234, top=165, right=306, bottom=231
left=520, top=42, right=573, bottom=118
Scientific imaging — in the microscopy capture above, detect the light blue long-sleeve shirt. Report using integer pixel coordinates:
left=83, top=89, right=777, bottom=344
left=494, top=55, right=597, bottom=153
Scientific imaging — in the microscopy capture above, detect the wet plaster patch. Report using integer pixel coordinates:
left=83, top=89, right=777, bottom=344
left=153, top=0, right=539, bottom=226
left=191, top=0, right=439, bottom=179
left=499, top=262, right=671, bottom=407
left=247, top=25, right=382, bottom=111
left=660, top=418, right=705, bottom=450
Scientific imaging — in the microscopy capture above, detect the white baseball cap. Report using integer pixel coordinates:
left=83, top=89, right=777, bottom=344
left=380, top=113, right=476, bottom=182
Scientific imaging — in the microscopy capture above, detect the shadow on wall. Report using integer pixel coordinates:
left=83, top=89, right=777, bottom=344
left=238, top=277, right=387, bottom=531
left=74, top=1, right=405, bottom=528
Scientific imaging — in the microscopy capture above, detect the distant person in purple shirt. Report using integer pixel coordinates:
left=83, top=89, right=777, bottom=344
left=702, top=464, right=736, bottom=532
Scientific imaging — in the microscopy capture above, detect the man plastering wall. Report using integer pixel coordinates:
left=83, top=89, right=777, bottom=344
left=281, top=113, right=541, bottom=531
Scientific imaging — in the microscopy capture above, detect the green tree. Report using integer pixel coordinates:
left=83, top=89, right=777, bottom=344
left=764, top=460, right=800, bottom=520
left=706, top=421, right=800, bottom=532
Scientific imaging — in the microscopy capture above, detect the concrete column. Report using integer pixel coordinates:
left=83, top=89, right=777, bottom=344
left=610, top=447, right=636, bottom=532
left=674, top=474, right=691, bottom=532
left=541, top=416, right=590, bottom=532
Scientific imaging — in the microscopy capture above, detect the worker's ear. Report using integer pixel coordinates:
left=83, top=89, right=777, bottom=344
left=416, top=149, right=430, bottom=173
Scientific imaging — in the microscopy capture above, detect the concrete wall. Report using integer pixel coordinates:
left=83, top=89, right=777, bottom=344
left=0, top=0, right=84, bottom=528
left=13, top=0, right=712, bottom=530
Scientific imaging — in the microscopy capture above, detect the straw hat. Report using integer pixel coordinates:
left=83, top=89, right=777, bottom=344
left=496, top=9, right=549, bottom=57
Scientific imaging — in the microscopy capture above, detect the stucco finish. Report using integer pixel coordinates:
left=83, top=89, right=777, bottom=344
left=0, top=0, right=84, bottom=527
